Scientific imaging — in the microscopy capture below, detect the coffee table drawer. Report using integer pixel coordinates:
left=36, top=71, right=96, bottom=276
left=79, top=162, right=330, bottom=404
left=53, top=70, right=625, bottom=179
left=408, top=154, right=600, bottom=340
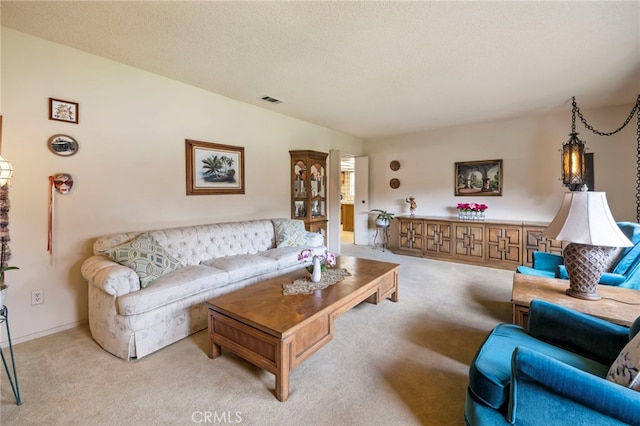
left=209, top=311, right=279, bottom=373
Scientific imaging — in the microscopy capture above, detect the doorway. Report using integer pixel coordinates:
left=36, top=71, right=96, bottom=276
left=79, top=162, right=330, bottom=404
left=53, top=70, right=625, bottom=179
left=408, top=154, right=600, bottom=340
left=340, top=156, right=355, bottom=245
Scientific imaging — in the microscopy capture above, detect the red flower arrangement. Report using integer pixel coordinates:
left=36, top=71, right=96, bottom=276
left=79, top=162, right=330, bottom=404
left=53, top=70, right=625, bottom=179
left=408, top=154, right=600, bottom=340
left=456, top=202, right=488, bottom=212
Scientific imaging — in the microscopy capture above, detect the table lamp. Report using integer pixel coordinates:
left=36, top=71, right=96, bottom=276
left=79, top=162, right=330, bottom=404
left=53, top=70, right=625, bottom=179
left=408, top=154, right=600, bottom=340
left=542, top=191, right=632, bottom=300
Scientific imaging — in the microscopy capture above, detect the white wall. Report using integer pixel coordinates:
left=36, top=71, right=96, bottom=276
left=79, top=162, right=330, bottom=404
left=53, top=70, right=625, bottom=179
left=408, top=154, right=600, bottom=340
left=0, top=29, right=363, bottom=344
left=364, top=104, right=637, bottom=225
left=2, top=27, right=637, bottom=345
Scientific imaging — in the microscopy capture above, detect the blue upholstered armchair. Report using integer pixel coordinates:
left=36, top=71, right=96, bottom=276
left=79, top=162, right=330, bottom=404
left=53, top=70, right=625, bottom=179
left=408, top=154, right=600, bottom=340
left=517, top=221, right=640, bottom=290
left=465, top=300, right=640, bottom=425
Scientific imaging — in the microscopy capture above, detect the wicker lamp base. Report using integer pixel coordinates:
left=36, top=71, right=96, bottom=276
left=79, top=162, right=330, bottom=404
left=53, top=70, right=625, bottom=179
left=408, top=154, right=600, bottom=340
left=563, top=243, right=610, bottom=301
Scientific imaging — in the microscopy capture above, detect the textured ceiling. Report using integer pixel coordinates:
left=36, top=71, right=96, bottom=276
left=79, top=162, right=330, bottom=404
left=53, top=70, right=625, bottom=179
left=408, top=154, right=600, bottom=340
left=2, top=1, right=639, bottom=140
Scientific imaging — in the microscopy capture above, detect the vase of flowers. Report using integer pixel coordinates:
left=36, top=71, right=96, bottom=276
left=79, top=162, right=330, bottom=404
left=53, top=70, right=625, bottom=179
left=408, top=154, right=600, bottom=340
left=298, top=249, right=336, bottom=282
left=456, top=203, right=488, bottom=221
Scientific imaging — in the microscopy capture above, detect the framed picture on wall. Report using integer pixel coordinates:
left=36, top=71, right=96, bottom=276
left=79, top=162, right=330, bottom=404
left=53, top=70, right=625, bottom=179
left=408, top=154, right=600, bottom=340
left=185, top=139, right=245, bottom=195
left=49, top=98, right=79, bottom=124
left=455, top=159, right=503, bottom=196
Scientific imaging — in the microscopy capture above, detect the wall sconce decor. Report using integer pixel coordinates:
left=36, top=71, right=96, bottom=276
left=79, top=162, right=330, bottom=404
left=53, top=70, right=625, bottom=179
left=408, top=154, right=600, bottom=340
left=48, top=173, right=74, bottom=254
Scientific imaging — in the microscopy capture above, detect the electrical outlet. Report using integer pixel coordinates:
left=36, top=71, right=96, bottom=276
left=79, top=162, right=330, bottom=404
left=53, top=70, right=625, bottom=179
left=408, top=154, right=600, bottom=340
left=31, top=289, right=44, bottom=305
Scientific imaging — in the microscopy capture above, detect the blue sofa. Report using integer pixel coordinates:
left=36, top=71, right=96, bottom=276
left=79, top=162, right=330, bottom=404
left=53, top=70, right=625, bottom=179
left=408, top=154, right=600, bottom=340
left=465, top=300, right=640, bottom=425
left=517, top=221, right=640, bottom=290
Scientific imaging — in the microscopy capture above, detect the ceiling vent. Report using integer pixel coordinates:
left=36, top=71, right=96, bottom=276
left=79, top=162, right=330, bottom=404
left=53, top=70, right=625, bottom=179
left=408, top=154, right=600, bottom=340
left=259, top=95, right=284, bottom=105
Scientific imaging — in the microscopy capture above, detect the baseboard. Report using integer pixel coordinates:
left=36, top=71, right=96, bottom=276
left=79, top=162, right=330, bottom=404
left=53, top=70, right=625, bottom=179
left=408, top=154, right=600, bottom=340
left=1, top=320, right=87, bottom=347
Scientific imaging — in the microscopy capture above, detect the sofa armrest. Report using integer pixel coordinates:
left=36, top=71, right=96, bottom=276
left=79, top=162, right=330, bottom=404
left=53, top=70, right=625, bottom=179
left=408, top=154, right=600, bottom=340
left=557, top=266, right=626, bottom=286
left=509, top=347, right=640, bottom=425
left=81, top=255, right=141, bottom=296
left=532, top=252, right=563, bottom=272
left=556, top=264, right=568, bottom=279
left=599, top=272, right=627, bottom=286
left=528, top=300, right=629, bottom=364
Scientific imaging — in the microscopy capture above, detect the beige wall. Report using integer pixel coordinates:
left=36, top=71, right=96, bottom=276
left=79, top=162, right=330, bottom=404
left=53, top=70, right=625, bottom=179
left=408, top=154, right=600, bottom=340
left=0, top=29, right=362, bottom=343
left=2, top=28, right=637, bottom=345
left=364, top=104, right=637, bottom=224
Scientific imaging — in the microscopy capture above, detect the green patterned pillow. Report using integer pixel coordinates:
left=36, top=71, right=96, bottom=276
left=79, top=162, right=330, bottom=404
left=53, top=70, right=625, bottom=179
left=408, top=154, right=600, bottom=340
left=105, top=232, right=182, bottom=288
left=273, top=219, right=308, bottom=248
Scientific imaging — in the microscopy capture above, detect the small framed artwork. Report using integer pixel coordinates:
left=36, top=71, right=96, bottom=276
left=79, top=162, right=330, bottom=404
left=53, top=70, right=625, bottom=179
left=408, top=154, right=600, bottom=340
left=47, top=134, right=79, bottom=157
left=185, top=139, right=245, bottom=195
left=455, top=159, right=503, bottom=196
left=49, top=98, right=79, bottom=124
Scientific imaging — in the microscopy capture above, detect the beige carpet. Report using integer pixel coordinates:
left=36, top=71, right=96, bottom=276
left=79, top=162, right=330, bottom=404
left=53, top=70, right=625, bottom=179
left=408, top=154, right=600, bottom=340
left=0, top=244, right=514, bottom=425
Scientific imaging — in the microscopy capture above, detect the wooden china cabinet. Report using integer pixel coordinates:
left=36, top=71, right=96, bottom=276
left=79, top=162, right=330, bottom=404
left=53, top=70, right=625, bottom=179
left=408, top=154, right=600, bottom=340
left=289, top=150, right=328, bottom=241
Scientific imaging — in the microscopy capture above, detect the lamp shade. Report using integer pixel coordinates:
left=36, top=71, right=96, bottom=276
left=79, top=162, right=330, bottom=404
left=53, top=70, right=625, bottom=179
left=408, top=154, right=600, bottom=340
left=0, top=155, right=13, bottom=186
left=542, top=192, right=632, bottom=247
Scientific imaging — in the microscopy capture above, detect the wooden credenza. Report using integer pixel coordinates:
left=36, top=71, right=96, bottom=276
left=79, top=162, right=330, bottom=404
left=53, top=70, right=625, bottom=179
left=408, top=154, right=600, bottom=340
left=395, top=216, right=565, bottom=270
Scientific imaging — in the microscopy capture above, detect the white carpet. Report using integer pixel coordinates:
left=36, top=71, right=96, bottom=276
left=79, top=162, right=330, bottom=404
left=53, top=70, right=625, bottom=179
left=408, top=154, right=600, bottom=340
left=0, top=244, right=514, bottom=425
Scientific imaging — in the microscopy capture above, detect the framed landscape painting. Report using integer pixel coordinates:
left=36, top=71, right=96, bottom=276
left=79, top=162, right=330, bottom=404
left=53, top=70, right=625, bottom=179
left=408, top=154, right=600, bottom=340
left=455, top=159, right=502, bottom=196
left=185, top=139, right=245, bottom=195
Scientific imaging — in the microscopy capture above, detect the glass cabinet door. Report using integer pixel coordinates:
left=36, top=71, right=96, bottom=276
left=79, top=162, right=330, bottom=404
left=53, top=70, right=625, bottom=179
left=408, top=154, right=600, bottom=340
left=310, top=162, right=325, bottom=199
left=290, top=150, right=328, bottom=241
left=294, top=160, right=307, bottom=198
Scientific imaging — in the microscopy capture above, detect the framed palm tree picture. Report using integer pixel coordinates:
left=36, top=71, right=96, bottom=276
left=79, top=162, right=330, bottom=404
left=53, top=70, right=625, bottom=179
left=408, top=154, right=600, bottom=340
left=185, top=139, right=245, bottom=195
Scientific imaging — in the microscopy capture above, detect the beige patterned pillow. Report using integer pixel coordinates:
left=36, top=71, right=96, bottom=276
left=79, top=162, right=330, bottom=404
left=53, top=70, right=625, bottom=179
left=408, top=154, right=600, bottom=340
left=273, top=219, right=308, bottom=248
left=105, top=232, right=182, bottom=288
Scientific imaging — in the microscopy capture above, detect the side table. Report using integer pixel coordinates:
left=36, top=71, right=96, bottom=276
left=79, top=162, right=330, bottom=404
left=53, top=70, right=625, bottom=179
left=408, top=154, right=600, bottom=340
left=1, top=305, right=22, bottom=405
left=512, top=274, right=640, bottom=331
left=373, top=225, right=390, bottom=252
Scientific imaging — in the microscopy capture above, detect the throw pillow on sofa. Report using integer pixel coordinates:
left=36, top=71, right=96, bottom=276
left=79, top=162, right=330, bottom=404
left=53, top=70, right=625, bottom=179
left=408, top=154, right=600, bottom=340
left=607, top=329, right=640, bottom=391
left=104, top=232, right=182, bottom=288
left=274, top=219, right=308, bottom=248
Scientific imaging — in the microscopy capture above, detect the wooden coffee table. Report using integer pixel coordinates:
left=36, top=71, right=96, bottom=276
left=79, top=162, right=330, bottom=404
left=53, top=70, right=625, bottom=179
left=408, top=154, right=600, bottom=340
left=205, top=256, right=399, bottom=401
left=512, top=273, right=640, bottom=331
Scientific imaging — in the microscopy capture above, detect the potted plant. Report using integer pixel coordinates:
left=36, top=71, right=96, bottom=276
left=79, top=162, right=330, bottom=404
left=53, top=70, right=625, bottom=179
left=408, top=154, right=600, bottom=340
left=0, top=238, right=18, bottom=308
left=371, top=209, right=395, bottom=228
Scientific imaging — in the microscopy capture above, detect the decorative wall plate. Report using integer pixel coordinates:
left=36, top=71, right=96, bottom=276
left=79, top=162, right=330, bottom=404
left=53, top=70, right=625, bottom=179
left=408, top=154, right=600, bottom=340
left=48, top=134, right=79, bottom=157
left=389, top=178, right=400, bottom=189
left=390, top=160, right=400, bottom=171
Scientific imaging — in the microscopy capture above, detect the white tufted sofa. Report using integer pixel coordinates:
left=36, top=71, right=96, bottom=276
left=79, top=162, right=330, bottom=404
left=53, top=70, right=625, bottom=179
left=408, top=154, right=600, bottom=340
left=81, top=219, right=325, bottom=360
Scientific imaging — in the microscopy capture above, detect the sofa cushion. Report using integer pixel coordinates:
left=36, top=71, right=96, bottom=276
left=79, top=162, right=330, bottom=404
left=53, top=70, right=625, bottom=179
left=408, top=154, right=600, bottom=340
left=202, top=254, right=278, bottom=281
left=104, top=232, right=182, bottom=288
left=273, top=219, right=308, bottom=248
left=469, top=324, right=610, bottom=409
left=148, top=220, right=276, bottom=265
left=117, top=265, right=230, bottom=316
left=258, top=246, right=304, bottom=269
left=607, top=330, right=640, bottom=391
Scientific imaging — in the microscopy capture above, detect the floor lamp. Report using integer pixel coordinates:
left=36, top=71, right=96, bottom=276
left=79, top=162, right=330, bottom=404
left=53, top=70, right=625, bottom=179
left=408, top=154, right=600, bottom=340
left=542, top=191, right=632, bottom=300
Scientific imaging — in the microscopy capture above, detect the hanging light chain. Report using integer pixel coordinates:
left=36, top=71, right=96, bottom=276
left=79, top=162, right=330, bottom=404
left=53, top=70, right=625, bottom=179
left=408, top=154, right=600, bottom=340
left=572, top=95, right=640, bottom=222
left=574, top=94, right=640, bottom=136
left=637, top=110, right=640, bottom=222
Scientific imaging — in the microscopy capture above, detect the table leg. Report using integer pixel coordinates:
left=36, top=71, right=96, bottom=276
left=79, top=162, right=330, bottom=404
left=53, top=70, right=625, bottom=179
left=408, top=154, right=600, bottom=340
left=0, top=306, right=22, bottom=405
left=275, top=338, right=291, bottom=401
left=209, top=341, right=221, bottom=359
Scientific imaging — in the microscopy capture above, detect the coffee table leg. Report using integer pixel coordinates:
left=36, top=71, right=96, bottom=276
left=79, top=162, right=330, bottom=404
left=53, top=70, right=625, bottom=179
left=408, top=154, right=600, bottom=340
left=209, top=340, right=221, bottom=359
left=275, top=369, right=290, bottom=402
left=275, top=339, right=291, bottom=401
left=391, top=286, right=399, bottom=302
